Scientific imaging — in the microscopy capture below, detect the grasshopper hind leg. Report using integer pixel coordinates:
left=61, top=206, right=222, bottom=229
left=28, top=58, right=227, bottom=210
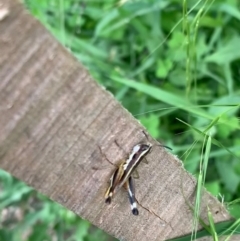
left=125, top=176, right=139, bottom=215
left=105, top=186, right=113, bottom=204
left=105, top=165, right=124, bottom=204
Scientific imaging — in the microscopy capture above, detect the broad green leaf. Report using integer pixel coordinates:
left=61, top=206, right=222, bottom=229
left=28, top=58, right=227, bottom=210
left=216, top=160, right=240, bottom=194
left=139, top=114, right=160, bottom=138
left=156, top=59, right=173, bottom=78
left=205, top=37, right=240, bottom=64
left=205, top=181, right=220, bottom=196
left=219, top=3, right=240, bottom=20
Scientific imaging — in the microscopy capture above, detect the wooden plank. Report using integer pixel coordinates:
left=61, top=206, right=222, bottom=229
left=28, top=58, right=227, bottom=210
left=0, top=0, right=236, bottom=240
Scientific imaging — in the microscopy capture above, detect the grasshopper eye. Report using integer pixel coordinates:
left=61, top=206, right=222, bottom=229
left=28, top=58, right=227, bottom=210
left=140, top=144, right=151, bottom=151
left=133, top=144, right=151, bottom=154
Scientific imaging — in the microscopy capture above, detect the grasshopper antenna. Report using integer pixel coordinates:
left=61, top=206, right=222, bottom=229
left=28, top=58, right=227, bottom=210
left=142, top=130, right=172, bottom=151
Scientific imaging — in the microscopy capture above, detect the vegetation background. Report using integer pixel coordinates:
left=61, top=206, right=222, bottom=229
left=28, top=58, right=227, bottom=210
left=1, top=0, right=240, bottom=240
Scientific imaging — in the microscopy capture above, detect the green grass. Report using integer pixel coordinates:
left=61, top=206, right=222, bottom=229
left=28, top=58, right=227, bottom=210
left=0, top=170, right=112, bottom=241
left=1, top=0, right=240, bottom=240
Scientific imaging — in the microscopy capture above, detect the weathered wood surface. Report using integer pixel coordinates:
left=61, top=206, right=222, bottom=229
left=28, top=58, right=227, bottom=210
left=0, top=0, right=237, bottom=240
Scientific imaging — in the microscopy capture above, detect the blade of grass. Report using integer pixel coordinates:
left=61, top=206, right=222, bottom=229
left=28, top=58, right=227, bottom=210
left=176, top=118, right=240, bottom=160
left=112, top=76, right=240, bottom=130
left=208, top=207, right=218, bottom=241
left=192, top=134, right=211, bottom=240
left=166, top=220, right=239, bottom=241
left=220, top=218, right=240, bottom=237
left=203, top=135, right=212, bottom=184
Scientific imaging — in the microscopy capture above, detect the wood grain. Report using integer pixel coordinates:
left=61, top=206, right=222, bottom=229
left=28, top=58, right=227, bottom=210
left=0, top=0, right=237, bottom=240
